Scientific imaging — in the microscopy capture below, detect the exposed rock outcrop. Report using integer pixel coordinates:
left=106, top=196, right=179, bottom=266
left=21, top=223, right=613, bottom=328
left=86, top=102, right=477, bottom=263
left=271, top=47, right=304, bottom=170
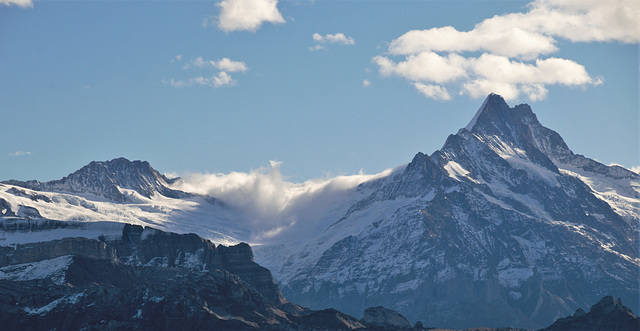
left=361, top=306, right=413, bottom=329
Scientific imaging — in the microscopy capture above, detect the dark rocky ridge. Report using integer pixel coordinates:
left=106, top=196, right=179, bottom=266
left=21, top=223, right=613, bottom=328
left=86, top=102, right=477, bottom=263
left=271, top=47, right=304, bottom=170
left=0, top=225, right=370, bottom=330
left=540, top=295, right=639, bottom=331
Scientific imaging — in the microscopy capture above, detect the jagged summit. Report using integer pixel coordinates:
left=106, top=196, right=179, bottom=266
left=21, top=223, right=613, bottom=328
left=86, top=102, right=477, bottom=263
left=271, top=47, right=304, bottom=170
left=3, top=157, right=188, bottom=202
left=462, top=93, right=539, bottom=136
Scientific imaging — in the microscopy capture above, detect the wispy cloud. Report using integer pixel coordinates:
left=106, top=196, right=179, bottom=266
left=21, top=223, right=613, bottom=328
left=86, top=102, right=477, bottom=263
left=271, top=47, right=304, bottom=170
left=0, top=0, right=32, bottom=8
left=183, top=57, right=248, bottom=73
left=373, top=0, right=637, bottom=101
left=312, top=33, right=355, bottom=45
left=362, top=79, right=371, bottom=88
left=309, top=32, right=355, bottom=51
left=209, top=0, right=285, bottom=33
left=164, top=56, right=248, bottom=89
left=308, top=45, right=325, bottom=52
left=164, top=72, right=236, bottom=88
left=10, top=151, right=31, bottom=157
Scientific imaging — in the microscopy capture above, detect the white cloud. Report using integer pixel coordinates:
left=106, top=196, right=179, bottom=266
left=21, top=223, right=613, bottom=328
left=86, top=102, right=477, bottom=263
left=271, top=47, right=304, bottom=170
left=373, top=52, right=468, bottom=84
left=183, top=57, right=248, bottom=72
left=166, top=56, right=247, bottom=89
left=413, top=83, right=451, bottom=101
left=631, top=166, right=640, bottom=174
left=214, top=58, right=248, bottom=72
left=362, top=79, right=371, bottom=88
left=374, top=0, right=637, bottom=101
left=388, top=26, right=557, bottom=60
left=310, top=32, right=355, bottom=51
left=212, top=71, right=235, bottom=87
left=216, top=0, right=285, bottom=33
left=163, top=72, right=236, bottom=88
left=312, top=33, right=355, bottom=45
left=10, top=151, right=31, bottom=157
left=173, top=161, right=394, bottom=243
left=0, top=0, right=32, bottom=8
left=308, top=45, right=325, bottom=52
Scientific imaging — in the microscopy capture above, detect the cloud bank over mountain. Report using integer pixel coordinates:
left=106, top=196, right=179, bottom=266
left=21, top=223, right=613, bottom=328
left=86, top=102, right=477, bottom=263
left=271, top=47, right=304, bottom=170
left=173, top=161, right=395, bottom=242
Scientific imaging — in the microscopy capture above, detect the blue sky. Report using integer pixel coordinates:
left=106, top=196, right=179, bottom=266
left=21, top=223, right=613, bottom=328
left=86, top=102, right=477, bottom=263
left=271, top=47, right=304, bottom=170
left=1, top=0, right=638, bottom=182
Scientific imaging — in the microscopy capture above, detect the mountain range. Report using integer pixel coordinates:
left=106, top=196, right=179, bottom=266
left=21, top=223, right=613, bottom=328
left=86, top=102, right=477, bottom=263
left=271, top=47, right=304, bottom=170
left=1, top=93, right=638, bottom=329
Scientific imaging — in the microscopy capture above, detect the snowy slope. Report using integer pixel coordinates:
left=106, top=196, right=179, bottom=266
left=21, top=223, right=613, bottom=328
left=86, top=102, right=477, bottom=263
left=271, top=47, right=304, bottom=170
left=0, top=182, right=242, bottom=246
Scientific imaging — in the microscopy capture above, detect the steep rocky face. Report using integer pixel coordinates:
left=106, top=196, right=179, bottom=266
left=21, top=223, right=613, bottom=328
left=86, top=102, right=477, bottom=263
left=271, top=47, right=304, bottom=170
left=3, top=157, right=188, bottom=202
left=271, top=94, right=640, bottom=329
left=0, top=237, right=116, bottom=267
left=540, top=296, right=639, bottom=331
left=0, top=225, right=371, bottom=330
left=111, top=224, right=286, bottom=305
left=0, top=260, right=292, bottom=330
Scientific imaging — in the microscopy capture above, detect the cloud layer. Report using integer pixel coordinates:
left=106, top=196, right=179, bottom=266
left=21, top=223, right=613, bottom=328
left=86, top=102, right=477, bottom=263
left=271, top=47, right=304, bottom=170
left=173, top=161, right=393, bottom=243
left=163, top=56, right=248, bottom=88
left=374, top=0, right=638, bottom=101
left=215, top=0, right=285, bottom=33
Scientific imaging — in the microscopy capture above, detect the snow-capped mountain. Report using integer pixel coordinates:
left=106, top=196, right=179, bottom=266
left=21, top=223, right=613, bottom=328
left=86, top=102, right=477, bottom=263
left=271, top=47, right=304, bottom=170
left=0, top=158, right=244, bottom=244
left=0, top=94, right=637, bottom=329
left=255, top=94, right=639, bottom=329
left=4, top=157, right=188, bottom=203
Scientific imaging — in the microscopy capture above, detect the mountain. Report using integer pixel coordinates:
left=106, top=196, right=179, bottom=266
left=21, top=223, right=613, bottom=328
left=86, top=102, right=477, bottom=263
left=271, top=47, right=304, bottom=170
left=3, top=157, right=189, bottom=202
left=256, top=94, right=639, bottom=329
left=0, top=94, right=638, bottom=329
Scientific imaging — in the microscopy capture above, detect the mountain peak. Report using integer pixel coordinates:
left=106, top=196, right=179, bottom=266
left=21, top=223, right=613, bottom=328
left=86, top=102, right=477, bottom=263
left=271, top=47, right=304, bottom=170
left=463, top=93, right=537, bottom=134
left=465, top=93, right=507, bottom=131
left=4, top=157, right=187, bottom=202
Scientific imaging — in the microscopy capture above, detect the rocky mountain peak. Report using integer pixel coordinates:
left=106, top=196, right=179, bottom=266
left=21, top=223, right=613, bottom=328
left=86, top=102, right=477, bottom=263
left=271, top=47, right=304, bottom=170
left=3, top=157, right=187, bottom=202
left=464, top=93, right=538, bottom=134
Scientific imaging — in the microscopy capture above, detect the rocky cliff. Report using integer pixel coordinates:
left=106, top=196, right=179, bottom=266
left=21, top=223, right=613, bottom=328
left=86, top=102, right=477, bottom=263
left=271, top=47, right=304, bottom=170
left=0, top=225, right=370, bottom=330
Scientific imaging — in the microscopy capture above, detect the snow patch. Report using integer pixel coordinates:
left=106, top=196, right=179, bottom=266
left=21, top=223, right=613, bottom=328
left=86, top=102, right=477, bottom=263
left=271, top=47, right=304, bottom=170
left=498, top=267, right=533, bottom=287
left=23, top=292, right=84, bottom=315
left=0, top=255, right=73, bottom=285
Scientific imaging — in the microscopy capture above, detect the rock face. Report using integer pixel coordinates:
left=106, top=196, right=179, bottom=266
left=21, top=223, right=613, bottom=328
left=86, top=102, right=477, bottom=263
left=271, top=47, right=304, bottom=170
left=540, top=295, right=640, bottom=331
left=0, top=237, right=116, bottom=266
left=3, top=157, right=188, bottom=202
left=361, top=306, right=413, bottom=329
left=0, top=225, right=367, bottom=330
left=269, top=94, right=640, bottom=329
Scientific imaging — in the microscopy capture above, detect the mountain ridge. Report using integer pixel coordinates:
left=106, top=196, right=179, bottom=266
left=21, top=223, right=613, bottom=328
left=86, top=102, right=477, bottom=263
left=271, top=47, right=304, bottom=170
left=3, top=157, right=190, bottom=203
